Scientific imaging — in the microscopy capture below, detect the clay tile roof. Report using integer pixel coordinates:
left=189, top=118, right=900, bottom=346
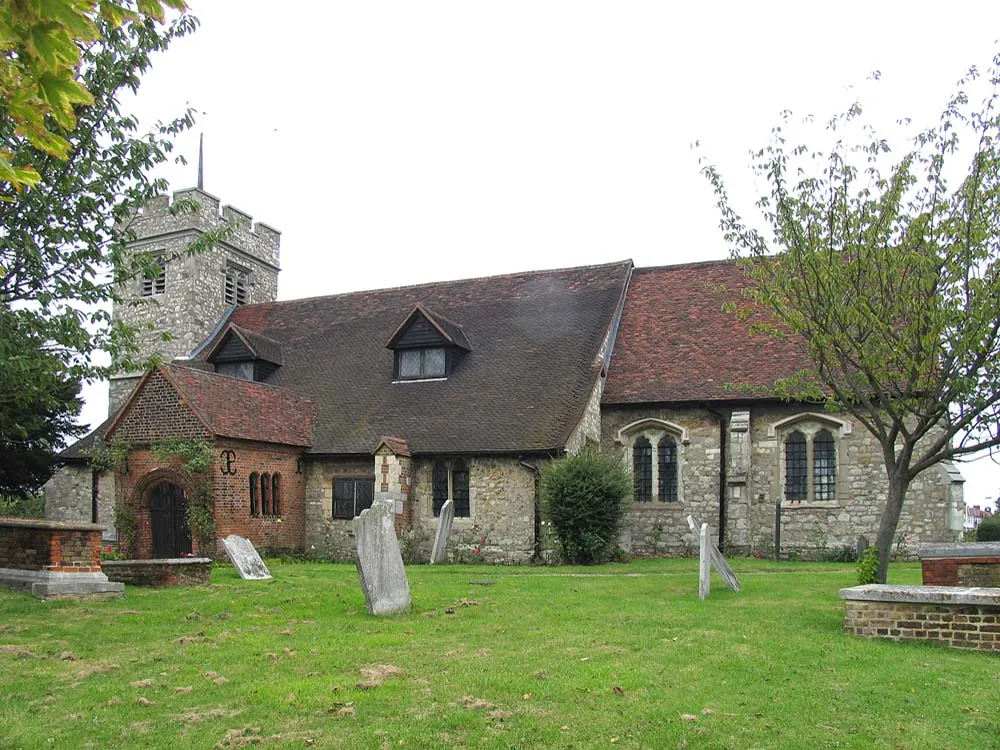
left=375, top=436, right=411, bottom=457
left=164, top=365, right=314, bottom=446
left=206, top=260, right=632, bottom=455
left=602, top=261, right=815, bottom=405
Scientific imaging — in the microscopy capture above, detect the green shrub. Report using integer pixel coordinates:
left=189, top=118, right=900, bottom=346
left=857, top=547, right=879, bottom=585
left=541, top=449, right=631, bottom=565
left=0, top=494, right=45, bottom=518
left=975, top=515, right=1000, bottom=542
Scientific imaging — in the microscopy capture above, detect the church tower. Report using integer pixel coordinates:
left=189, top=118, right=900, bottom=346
left=108, top=188, right=281, bottom=413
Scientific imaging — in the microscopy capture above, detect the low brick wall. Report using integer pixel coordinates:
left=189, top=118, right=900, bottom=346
left=840, top=584, right=1000, bottom=653
left=102, top=558, right=212, bottom=587
left=0, top=517, right=102, bottom=572
left=918, top=543, right=1000, bottom=587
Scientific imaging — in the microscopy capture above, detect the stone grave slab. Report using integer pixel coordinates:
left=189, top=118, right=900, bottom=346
left=222, top=535, right=272, bottom=580
left=354, top=498, right=412, bottom=615
left=376, top=489, right=405, bottom=516
left=698, top=522, right=711, bottom=599
left=430, top=499, right=455, bottom=564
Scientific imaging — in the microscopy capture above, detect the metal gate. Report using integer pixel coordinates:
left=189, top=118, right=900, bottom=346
left=149, top=483, right=192, bottom=559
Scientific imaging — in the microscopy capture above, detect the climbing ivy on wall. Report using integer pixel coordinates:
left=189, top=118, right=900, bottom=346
left=152, top=438, right=216, bottom=547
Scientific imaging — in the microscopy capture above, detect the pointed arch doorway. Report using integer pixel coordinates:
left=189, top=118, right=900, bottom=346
left=149, top=482, right=192, bottom=558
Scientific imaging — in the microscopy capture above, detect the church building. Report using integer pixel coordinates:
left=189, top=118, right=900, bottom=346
left=45, top=189, right=966, bottom=562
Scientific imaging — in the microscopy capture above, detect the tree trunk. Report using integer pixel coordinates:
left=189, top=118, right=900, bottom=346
left=874, top=473, right=910, bottom=584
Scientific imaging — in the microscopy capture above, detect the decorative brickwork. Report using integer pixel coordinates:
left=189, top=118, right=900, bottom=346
left=841, top=585, right=1000, bottom=652
left=112, top=369, right=210, bottom=445
left=116, top=439, right=305, bottom=559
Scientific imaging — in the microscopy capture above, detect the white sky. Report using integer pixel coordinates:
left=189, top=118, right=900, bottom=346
left=79, top=1, right=1000, bottom=511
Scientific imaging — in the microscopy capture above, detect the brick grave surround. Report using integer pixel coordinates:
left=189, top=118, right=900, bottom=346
left=918, top=543, right=1000, bottom=587
left=840, top=584, right=1000, bottom=653
left=0, top=517, right=123, bottom=600
left=101, top=558, right=212, bottom=587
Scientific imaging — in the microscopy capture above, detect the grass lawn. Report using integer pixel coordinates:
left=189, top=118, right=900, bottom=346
left=0, top=559, right=997, bottom=749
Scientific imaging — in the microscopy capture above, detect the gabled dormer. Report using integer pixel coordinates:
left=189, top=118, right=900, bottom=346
left=205, top=323, right=283, bottom=382
left=385, top=304, right=471, bottom=381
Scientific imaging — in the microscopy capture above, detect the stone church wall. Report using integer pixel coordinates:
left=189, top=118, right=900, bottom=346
left=304, top=455, right=538, bottom=564
left=602, top=403, right=963, bottom=558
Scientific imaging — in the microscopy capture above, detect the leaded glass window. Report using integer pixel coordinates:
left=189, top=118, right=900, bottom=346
left=785, top=430, right=807, bottom=502
left=813, top=429, right=836, bottom=501
left=657, top=436, right=678, bottom=502
left=633, top=436, right=652, bottom=502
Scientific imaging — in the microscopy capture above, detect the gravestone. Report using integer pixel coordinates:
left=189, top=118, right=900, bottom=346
left=698, top=523, right=711, bottom=599
left=222, top=535, right=271, bottom=580
left=686, top=515, right=741, bottom=596
left=354, top=498, right=412, bottom=615
left=430, top=499, right=455, bottom=564
left=376, top=489, right=405, bottom=516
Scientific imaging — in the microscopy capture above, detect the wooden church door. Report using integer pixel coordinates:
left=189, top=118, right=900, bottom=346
left=149, top=483, right=192, bottom=558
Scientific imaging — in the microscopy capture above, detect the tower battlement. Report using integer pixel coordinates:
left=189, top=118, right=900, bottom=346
left=131, top=188, right=280, bottom=267
left=109, top=188, right=282, bottom=414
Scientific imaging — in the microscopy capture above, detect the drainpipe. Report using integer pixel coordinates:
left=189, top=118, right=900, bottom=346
left=706, top=407, right=727, bottom=552
left=520, top=460, right=541, bottom=561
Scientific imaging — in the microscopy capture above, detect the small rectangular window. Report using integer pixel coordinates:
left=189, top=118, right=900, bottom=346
left=333, top=477, right=375, bottom=519
left=396, top=347, right=447, bottom=380
left=141, top=252, right=166, bottom=296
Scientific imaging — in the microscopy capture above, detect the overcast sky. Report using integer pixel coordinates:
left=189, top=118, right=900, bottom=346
left=79, top=1, right=1000, bottom=510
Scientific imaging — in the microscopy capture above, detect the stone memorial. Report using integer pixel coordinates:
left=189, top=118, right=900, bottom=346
left=687, top=515, right=741, bottom=597
left=430, top=499, right=455, bottom=564
left=354, top=498, right=412, bottom=615
left=222, top=535, right=272, bottom=580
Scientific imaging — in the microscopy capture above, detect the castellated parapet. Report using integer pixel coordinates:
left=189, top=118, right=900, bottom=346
left=109, top=188, right=281, bottom=413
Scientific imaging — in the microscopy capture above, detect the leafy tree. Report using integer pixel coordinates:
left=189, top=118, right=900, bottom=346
left=976, top=515, right=1000, bottom=542
left=1, top=10, right=234, bottom=495
left=0, top=0, right=186, bottom=190
left=701, top=54, right=1000, bottom=583
left=541, top=449, right=631, bottom=564
left=0, top=309, right=84, bottom=497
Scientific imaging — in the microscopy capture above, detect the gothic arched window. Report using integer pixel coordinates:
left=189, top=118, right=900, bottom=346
left=633, top=436, right=653, bottom=503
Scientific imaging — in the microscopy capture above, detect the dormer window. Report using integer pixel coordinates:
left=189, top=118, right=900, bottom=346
left=206, top=323, right=283, bottom=383
left=386, top=304, right=471, bottom=383
left=398, top=347, right=446, bottom=380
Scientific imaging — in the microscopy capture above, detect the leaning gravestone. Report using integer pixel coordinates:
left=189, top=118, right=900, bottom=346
left=354, top=498, right=412, bottom=615
left=430, top=499, right=455, bottom=564
left=222, top=535, right=272, bottom=580
left=686, top=515, right=741, bottom=597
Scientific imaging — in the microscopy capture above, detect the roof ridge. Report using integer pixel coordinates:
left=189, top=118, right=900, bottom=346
left=167, top=363, right=312, bottom=401
left=236, top=259, right=635, bottom=309
left=633, top=257, right=736, bottom=273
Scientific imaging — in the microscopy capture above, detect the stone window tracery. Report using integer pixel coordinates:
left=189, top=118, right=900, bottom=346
left=619, top=419, right=685, bottom=504
left=773, top=415, right=847, bottom=505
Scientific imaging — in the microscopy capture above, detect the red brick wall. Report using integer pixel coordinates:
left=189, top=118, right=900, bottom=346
left=0, top=519, right=102, bottom=573
left=921, top=557, right=1000, bottom=586
left=113, top=370, right=210, bottom=444
left=117, top=439, right=306, bottom=559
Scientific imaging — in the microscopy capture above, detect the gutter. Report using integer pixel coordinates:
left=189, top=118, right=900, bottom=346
left=705, top=406, right=728, bottom=552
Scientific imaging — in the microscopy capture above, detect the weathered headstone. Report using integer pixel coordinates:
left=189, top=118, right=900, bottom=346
left=687, top=515, right=741, bottom=596
left=354, top=498, right=412, bottom=615
left=222, top=535, right=272, bottom=580
left=430, top=499, right=455, bottom=564
left=376, top=489, right=405, bottom=516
